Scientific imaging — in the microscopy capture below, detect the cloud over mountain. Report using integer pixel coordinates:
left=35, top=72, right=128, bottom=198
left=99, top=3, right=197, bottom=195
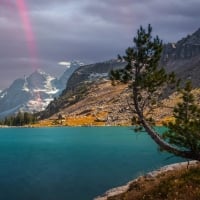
left=0, top=0, right=199, bottom=89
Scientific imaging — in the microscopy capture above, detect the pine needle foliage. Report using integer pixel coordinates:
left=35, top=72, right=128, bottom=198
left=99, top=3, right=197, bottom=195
left=110, top=24, right=200, bottom=160
left=163, top=81, right=200, bottom=155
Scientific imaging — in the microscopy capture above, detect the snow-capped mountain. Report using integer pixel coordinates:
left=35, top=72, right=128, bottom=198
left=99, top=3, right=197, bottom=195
left=0, top=69, right=58, bottom=118
left=0, top=61, right=83, bottom=118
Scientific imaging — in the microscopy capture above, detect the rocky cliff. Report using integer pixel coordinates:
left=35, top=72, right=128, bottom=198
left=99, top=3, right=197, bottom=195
left=160, top=28, right=200, bottom=86
left=63, top=59, right=126, bottom=93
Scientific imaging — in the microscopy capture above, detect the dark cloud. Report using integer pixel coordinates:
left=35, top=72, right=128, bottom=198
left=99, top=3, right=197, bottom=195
left=0, top=0, right=199, bottom=89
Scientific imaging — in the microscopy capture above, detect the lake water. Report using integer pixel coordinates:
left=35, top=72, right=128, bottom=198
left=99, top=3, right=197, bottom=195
left=0, top=127, right=184, bottom=200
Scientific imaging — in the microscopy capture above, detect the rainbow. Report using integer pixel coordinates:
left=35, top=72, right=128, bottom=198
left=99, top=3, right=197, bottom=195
left=16, top=0, right=42, bottom=105
left=16, top=0, right=38, bottom=69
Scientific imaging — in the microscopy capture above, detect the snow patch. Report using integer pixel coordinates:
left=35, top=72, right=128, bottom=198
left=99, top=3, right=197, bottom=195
left=0, top=91, right=7, bottom=98
left=172, top=43, right=176, bottom=48
left=35, top=68, right=47, bottom=75
left=22, top=76, right=29, bottom=92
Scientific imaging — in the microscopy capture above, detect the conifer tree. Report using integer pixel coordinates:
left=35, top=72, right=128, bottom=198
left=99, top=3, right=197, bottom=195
left=0, top=112, right=37, bottom=126
left=110, top=24, right=200, bottom=160
left=163, top=81, right=200, bottom=157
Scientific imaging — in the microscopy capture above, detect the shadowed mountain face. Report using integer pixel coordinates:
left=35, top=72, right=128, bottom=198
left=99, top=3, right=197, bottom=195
left=63, top=59, right=126, bottom=93
left=65, top=28, right=200, bottom=95
left=160, top=28, right=200, bottom=86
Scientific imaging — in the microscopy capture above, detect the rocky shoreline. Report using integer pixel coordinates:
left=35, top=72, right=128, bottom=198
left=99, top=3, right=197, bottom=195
left=94, top=160, right=199, bottom=200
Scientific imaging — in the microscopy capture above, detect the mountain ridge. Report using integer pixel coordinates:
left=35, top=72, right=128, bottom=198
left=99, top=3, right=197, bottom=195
left=38, top=27, right=200, bottom=125
left=1, top=27, right=200, bottom=122
left=160, top=27, right=200, bottom=87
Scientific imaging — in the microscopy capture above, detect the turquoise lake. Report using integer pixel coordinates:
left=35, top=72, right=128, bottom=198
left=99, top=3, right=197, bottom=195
left=0, top=127, right=184, bottom=200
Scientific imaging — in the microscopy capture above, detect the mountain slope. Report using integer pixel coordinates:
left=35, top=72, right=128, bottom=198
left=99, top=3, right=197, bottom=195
left=38, top=27, right=200, bottom=125
left=38, top=80, right=133, bottom=126
left=63, top=59, right=126, bottom=93
left=37, top=79, right=193, bottom=126
left=39, top=59, right=127, bottom=119
left=160, top=27, right=200, bottom=86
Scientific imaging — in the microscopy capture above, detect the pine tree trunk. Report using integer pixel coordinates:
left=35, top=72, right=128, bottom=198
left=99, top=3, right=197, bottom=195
left=133, top=86, right=200, bottom=161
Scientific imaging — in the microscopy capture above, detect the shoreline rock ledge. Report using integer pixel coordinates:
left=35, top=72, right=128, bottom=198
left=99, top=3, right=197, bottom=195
left=93, top=160, right=199, bottom=200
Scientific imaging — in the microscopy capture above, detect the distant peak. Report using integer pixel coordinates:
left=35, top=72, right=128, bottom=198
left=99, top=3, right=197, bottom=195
left=34, top=68, right=46, bottom=74
left=30, top=68, right=50, bottom=77
left=193, top=27, right=200, bottom=36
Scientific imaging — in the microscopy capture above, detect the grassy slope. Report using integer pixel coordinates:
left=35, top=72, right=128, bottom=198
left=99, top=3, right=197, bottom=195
left=108, top=163, right=200, bottom=200
left=34, top=80, right=200, bottom=127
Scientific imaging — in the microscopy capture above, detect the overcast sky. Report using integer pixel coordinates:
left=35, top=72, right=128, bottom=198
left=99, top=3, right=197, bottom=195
left=0, top=0, right=199, bottom=89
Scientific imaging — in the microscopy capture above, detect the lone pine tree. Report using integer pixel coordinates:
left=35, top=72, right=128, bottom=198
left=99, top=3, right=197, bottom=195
left=110, top=24, right=200, bottom=160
